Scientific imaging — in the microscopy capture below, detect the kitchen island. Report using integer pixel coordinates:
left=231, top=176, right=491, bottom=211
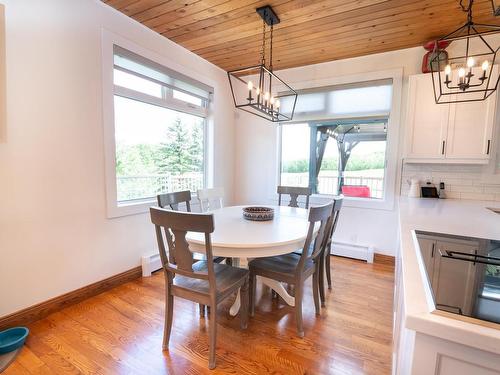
left=394, top=198, right=500, bottom=375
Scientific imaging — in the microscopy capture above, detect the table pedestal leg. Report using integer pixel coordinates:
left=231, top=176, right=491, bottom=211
left=259, top=277, right=296, bottom=306
left=229, top=257, right=246, bottom=317
left=228, top=257, right=296, bottom=316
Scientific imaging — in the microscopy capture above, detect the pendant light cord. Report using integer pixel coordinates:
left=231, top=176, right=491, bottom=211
left=459, top=0, right=474, bottom=23
left=260, top=20, right=266, bottom=66
left=269, top=24, right=274, bottom=72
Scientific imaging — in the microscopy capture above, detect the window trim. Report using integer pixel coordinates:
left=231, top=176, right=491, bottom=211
left=102, top=29, right=214, bottom=218
left=274, top=68, right=403, bottom=211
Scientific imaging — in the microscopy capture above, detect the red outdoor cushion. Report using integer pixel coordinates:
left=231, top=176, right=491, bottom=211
left=341, top=185, right=371, bottom=198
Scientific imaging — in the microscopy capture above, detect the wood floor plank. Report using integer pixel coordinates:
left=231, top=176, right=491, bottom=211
left=3, top=256, right=394, bottom=374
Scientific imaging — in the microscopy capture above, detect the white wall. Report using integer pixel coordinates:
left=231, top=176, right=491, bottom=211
left=234, top=47, right=426, bottom=256
left=0, top=0, right=235, bottom=317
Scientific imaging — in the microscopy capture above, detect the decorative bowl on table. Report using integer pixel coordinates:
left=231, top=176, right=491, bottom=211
left=242, top=206, right=274, bottom=221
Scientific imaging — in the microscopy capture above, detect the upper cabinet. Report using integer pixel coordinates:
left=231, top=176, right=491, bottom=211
left=404, top=70, right=497, bottom=164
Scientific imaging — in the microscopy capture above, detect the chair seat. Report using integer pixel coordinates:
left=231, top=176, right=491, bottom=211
left=248, top=253, right=315, bottom=283
left=173, top=261, right=248, bottom=301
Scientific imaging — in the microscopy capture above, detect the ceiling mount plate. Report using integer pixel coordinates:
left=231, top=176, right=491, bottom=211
left=256, top=5, right=280, bottom=26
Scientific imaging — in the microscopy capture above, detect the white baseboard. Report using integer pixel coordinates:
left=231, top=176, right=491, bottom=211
left=331, top=241, right=374, bottom=263
left=141, top=253, right=162, bottom=277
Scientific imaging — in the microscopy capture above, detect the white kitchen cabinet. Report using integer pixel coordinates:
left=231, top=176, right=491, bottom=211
left=405, top=74, right=449, bottom=159
left=446, top=98, right=495, bottom=159
left=404, top=70, right=497, bottom=164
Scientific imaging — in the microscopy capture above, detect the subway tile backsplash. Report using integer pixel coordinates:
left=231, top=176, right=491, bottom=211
left=401, top=163, right=500, bottom=201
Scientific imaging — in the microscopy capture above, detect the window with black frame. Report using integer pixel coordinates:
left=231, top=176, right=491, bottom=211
left=112, top=46, right=212, bottom=203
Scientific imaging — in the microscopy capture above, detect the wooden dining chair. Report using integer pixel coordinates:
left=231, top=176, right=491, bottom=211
left=157, top=190, right=230, bottom=314
left=150, top=207, right=249, bottom=369
left=277, top=186, right=312, bottom=209
left=248, top=201, right=334, bottom=337
left=157, top=190, right=192, bottom=212
left=319, top=196, right=344, bottom=306
left=197, top=187, right=224, bottom=212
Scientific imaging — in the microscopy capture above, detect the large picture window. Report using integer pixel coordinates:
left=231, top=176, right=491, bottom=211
left=280, top=81, right=392, bottom=200
left=112, top=46, right=211, bottom=203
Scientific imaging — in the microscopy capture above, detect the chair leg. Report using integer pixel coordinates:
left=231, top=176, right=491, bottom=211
left=249, top=273, right=256, bottom=317
left=199, top=304, right=205, bottom=317
left=326, top=252, right=332, bottom=290
left=240, top=278, right=249, bottom=329
left=319, top=256, right=326, bottom=307
left=294, top=282, right=304, bottom=338
left=312, top=268, right=320, bottom=315
left=163, top=290, right=174, bottom=350
left=208, top=303, right=217, bottom=369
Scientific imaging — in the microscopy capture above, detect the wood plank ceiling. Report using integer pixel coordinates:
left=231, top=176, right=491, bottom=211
left=103, top=0, right=500, bottom=72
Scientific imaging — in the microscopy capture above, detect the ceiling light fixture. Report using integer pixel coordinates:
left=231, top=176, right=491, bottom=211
left=227, top=5, right=297, bottom=122
left=431, top=0, right=500, bottom=104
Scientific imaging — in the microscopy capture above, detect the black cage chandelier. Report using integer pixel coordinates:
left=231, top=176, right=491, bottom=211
left=227, top=6, right=297, bottom=122
left=431, top=0, right=500, bottom=104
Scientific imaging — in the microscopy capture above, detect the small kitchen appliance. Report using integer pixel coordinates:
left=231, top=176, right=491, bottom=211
left=408, top=179, right=421, bottom=198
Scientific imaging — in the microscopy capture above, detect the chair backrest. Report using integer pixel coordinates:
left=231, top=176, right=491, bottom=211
left=297, top=201, right=334, bottom=272
left=150, top=207, right=216, bottom=284
left=322, top=195, right=344, bottom=256
left=330, top=196, right=344, bottom=238
left=157, top=190, right=192, bottom=212
left=277, top=186, right=312, bottom=209
left=197, top=187, right=224, bottom=212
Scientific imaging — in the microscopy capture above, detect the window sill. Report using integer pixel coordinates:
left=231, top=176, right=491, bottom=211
left=266, top=194, right=395, bottom=211
left=107, top=196, right=202, bottom=218
left=310, top=194, right=395, bottom=211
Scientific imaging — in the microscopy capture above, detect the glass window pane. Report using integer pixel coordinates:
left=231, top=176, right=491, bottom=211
left=114, top=69, right=163, bottom=98
left=280, top=124, right=310, bottom=187
left=114, top=95, right=204, bottom=202
left=341, top=139, right=386, bottom=199
left=317, top=138, right=340, bottom=195
left=329, top=85, right=392, bottom=115
left=173, top=90, right=203, bottom=107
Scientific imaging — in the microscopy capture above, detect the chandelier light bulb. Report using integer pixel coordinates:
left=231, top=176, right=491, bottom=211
left=264, top=92, right=270, bottom=100
left=444, top=65, right=452, bottom=75
left=467, top=57, right=475, bottom=68
left=256, top=87, right=260, bottom=95
left=270, top=96, right=275, bottom=105
left=275, top=99, right=280, bottom=109
left=482, top=60, right=489, bottom=71
left=458, top=67, right=466, bottom=78
left=247, top=81, right=253, bottom=90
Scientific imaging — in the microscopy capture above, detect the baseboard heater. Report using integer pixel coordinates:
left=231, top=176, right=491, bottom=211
left=331, top=241, right=374, bottom=263
left=142, top=253, right=162, bottom=277
left=142, top=241, right=374, bottom=277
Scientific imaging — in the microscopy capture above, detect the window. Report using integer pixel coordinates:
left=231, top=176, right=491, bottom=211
left=112, top=46, right=212, bottom=204
left=280, top=81, right=392, bottom=200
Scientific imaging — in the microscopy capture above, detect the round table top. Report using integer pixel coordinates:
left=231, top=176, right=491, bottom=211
left=185, top=205, right=310, bottom=258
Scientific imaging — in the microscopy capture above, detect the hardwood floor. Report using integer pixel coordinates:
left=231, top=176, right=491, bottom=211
left=4, top=256, right=394, bottom=374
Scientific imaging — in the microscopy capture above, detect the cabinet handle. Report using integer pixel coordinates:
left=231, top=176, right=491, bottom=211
left=486, top=140, right=491, bottom=155
left=431, top=243, right=435, bottom=257
left=441, top=140, right=446, bottom=155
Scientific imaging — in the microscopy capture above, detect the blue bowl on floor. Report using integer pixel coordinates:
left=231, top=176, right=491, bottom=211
left=0, top=327, right=29, bottom=354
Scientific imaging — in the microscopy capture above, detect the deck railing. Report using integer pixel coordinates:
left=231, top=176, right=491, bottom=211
left=281, top=173, right=384, bottom=199
left=117, top=173, right=204, bottom=202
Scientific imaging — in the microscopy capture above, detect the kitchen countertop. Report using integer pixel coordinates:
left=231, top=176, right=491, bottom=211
left=399, top=197, right=500, bottom=354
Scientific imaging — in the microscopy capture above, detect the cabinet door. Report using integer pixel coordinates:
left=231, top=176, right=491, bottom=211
left=432, top=241, right=477, bottom=316
left=406, top=74, right=449, bottom=159
left=446, top=90, right=496, bottom=160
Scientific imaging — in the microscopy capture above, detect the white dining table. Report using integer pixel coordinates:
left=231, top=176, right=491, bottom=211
left=185, top=205, right=311, bottom=316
